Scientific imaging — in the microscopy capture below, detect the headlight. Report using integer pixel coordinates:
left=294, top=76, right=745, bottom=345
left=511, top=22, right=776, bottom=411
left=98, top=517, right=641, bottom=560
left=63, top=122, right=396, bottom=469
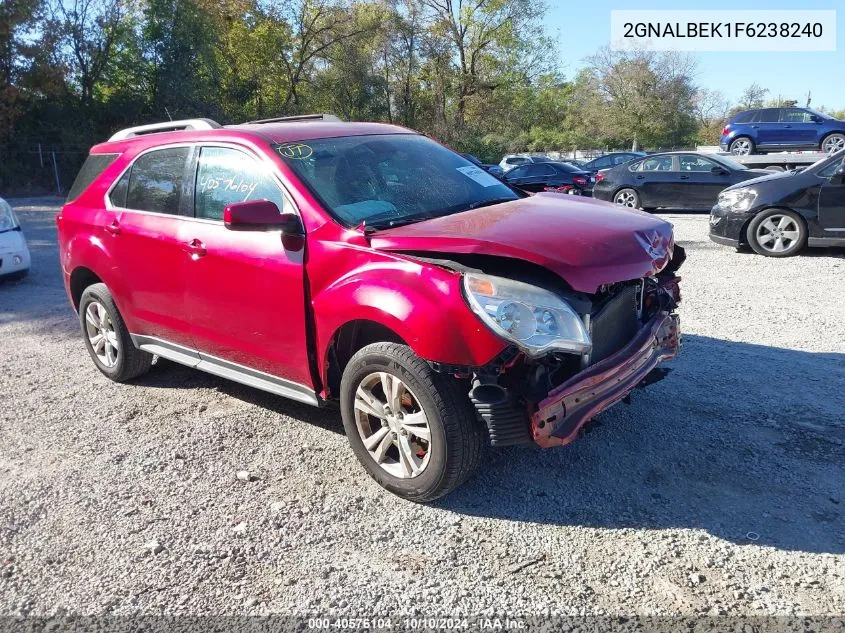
left=0, top=199, right=20, bottom=232
left=463, top=273, right=591, bottom=357
left=718, top=189, right=757, bottom=212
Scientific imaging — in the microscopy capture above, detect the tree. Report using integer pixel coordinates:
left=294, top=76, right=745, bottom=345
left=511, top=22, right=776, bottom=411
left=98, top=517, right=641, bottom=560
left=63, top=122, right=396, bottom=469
left=575, top=47, right=698, bottom=150
left=48, top=0, right=130, bottom=106
left=693, top=88, right=731, bottom=144
left=418, top=0, right=549, bottom=130
left=738, top=82, right=768, bottom=110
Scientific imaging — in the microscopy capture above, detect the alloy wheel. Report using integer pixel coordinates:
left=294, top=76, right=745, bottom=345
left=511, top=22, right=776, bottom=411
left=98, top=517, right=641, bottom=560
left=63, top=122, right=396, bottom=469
left=353, top=372, right=431, bottom=479
left=755, top=214, right=800, bottom=254
left=822, top=134, right=845, bottom=154
left=84, top=301, right=119, bottom=367
left=730, top=139, right=752, bottom=155
left=614, top=190, right=638, bottom=207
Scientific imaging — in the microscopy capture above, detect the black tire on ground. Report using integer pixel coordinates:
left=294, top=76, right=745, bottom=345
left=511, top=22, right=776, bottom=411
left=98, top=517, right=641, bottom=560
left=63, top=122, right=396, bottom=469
left=746, top=209, right=807, bottom=258
left=0, top=268, right=29, bottom=282
left=340, top=342, right=486, bottom=502
left=613, top=188, right=641, bottom=209
left=729, top=137, right=756, bottom=155
left=79, top=283, right=153, bottom=382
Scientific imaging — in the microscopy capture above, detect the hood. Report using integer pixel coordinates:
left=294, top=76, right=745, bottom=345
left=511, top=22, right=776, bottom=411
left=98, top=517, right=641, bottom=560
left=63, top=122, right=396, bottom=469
left=724, top=168, right=797, bottom=191
left=370, top=193, right=676, bottom=294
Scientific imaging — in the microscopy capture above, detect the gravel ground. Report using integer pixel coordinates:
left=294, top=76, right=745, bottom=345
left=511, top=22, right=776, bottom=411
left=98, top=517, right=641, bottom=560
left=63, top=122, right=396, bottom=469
left=1, top=200, right=843, bottom=620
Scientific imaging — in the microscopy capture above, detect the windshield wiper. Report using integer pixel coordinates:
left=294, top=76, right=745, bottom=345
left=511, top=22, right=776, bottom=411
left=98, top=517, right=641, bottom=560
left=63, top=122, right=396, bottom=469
left=465, top=196, right=518, bottom=211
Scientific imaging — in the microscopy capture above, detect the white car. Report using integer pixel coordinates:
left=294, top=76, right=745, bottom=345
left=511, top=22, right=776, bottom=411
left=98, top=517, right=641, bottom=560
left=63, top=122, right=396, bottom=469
left=498, top=154, right=553, bottom=173
left=0, top=198, right=31, bottom=281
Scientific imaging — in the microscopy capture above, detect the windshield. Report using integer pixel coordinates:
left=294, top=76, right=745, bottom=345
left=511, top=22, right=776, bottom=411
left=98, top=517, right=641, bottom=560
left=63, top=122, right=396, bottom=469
left=711, top=154, right=748, bottom=170
left=275, top=134, right=519, bottom=228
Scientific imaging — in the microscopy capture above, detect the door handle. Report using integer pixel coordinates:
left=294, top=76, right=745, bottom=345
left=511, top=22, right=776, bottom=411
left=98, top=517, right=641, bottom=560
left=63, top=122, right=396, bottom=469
left=635, top=175, right=645, bottom=180
left=679, top=175, right=690, bottom=180
left=104, top=220, right=121, bottom=235
left=184, top=238, right=207, bottom=258
left=784, top=125, right=792, bottom=128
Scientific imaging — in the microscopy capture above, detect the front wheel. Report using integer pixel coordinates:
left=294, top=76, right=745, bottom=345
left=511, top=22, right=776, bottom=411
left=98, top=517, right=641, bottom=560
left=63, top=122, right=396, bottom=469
left=340, top=342, right=485, bottom=502
left=821, top=133, right=845, bottom=155
left=613, top=188, right=640, bottom=209
left=747, top=209, right=807, bottom=257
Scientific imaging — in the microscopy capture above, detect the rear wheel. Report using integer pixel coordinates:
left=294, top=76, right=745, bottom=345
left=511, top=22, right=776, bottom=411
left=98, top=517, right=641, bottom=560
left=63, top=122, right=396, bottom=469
left=729, top=137, right=755, bottom=156
left=79, top=283, right=153, bottom=382
left=340, top=342, right=485, bottom=502
left=747, top=209, right=807, bottom=257
left=821, top=133, right=845, bottom=155
left=613, top=188, right=640, bottom=209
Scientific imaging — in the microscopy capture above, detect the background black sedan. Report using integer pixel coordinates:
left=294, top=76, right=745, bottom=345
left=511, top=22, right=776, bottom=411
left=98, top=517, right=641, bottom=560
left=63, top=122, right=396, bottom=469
left=710, top=150, right=845, bottom=257
left=580, top=151, right=646, bottom=175
left=503, top=161, right=593, bottom=195
left=593, top=152, right=770, bottom=210
left=460, top=153, right=505, bottom=178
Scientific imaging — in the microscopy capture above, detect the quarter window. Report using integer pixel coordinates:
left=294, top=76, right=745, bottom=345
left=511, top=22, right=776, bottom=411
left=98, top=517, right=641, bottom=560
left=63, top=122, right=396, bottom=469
left=194, top=147, right=286, bottom=221
left=124, top=147, right=191, bottom=214
left=733, top=111, right=755, bottom=123
left=640, top=156, right=674, bottom=172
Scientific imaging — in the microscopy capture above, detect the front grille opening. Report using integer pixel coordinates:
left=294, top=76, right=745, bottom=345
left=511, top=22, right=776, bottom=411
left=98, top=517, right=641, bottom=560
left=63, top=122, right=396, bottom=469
left=589, top=285, right=639, bottom=364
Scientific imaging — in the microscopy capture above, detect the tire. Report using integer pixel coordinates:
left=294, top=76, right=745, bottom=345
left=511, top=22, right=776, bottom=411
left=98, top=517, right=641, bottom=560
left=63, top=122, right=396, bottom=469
left=821, top=133, right=845, bottom=155
left=79, top=283, right=153, bottom=382
left=613, top=188, right=640, bottom=209
left=340, top=342, right=485, bottom=502
left=746, top=209, right=807, bottom=257
left=729, top=137, right=755, bottom=156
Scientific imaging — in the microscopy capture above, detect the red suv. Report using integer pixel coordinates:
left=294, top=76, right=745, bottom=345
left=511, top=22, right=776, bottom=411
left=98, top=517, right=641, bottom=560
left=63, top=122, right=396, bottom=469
left=57, top=115, right=683, bottom=501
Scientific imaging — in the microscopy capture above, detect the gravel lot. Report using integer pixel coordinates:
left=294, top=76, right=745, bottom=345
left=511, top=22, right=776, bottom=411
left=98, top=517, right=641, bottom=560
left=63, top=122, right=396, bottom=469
left=1, top=199, right=843, bottom=621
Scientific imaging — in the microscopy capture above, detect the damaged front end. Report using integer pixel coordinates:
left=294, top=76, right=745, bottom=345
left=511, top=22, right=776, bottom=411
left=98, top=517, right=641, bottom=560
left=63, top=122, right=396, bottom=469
left=461, top=246, right=685, bottom=448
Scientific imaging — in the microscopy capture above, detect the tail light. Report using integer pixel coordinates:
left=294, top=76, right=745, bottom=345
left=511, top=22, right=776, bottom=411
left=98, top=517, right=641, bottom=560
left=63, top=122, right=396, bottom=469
left=572, top=176, right=588, bottom=187
left=722, top=126, right=730, bottom=136
left=544, top=185, right=573, bottom=193
left=595, top=173, right=604, bottom=183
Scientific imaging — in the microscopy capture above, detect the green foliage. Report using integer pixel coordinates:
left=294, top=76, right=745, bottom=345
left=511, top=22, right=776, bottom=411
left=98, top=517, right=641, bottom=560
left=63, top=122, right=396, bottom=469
left=2, top=0, right=843, bottom=194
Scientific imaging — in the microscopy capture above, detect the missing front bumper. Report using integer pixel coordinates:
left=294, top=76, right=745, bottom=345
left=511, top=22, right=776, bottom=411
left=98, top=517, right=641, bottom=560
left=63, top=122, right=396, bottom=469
left=531, top=313, right=680, bottom=448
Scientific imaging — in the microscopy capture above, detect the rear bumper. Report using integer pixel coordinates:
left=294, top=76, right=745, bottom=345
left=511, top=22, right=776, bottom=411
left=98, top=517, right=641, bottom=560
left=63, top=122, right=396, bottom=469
left=531, top=313, right=680, bottom=448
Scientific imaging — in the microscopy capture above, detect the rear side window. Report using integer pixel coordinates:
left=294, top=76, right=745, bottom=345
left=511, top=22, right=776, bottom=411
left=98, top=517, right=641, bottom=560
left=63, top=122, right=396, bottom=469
left=67, top=154, right=119, bottom=203
left=194, top=147, right=287, bottom=220
left=641, top=156, right=674, bottom=171
left=125, top=148, right=191, bottom=214
left=758, top=108, right=780, bottom=122
left=733, top=111, right=755, bottom=123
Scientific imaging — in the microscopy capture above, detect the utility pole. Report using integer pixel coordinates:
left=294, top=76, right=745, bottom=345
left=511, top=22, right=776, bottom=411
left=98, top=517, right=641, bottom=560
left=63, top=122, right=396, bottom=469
left=806, top=90, right=812, bottom=108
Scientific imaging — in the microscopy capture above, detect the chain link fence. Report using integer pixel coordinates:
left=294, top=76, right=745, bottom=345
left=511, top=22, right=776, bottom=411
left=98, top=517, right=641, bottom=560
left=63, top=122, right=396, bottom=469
left=0, top=144, right=88, bottom=197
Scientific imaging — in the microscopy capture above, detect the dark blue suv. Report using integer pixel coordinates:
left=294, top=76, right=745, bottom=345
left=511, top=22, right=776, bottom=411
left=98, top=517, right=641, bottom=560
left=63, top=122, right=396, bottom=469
left=720, top=107, right=845, bottom=156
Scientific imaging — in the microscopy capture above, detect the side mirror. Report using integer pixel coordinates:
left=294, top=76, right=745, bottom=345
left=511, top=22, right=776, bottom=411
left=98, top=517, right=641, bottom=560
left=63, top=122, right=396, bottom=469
left=711, top=166, right=729, bottom=176
left=810, top=115, right=822, bottom=123
left=223, top=200, right=304, bottom=234
left=831, top=164, right=845, bottom=185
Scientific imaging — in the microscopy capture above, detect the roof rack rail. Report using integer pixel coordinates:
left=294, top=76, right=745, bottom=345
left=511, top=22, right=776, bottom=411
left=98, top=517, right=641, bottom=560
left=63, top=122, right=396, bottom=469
left=108, top=118, right=222, bottom=142
left=244, top=113, right=342, bottom=125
